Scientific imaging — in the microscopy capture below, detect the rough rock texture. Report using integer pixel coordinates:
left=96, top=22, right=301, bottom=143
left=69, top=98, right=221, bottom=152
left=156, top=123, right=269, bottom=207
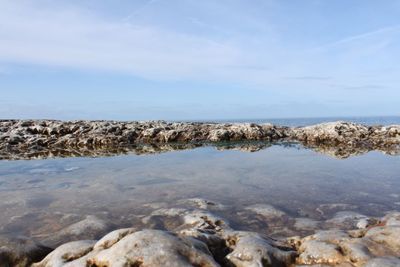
left=1, top=120, right=399, bottom=160
left=31, top=240, right=96, bottom=267
left=0, top=120, right=287, bottom=153
left=292, top=122, right=400, bottom=154
left=28, top=205, right=400, bottom=267
left=32, top=207, right=296, bottom=267
left=294, top=212, right=400, bottom=266
left=223, top=231, right=295, bottom=267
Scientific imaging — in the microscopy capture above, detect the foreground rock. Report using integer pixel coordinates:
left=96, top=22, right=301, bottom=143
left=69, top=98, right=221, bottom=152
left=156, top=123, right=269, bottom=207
left=34, top=230, right=220, bottom=267
left=1, top=120, right=399, bottom=160
left=28, top=206, right=400, bottom=267
left=293, top=212, right=400, bottom=266
left=31, top=207, right=296, bottom=267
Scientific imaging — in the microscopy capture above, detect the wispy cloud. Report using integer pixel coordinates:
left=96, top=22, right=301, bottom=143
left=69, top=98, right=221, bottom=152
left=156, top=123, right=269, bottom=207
left=122, top=0, right=159, bottom=22
left=0, top=0, right=307, bottom=87
left=0, top=0, right=399, bottom=92
left=321, top=25, right=400, bottom=49
left=343, top=85, right=387, bottom=91
left=0, top=0, right=243, bottom=81
left=284, top=76, right=332, bottom=81
left=1, top=0, right=400, bottom=119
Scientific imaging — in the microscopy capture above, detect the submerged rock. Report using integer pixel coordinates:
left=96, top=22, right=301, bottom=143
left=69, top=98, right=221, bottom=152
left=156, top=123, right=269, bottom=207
left=245, top=204, right=287, bottom=219
left=0, top=235, right=52, bottom=267
left=42, top=215, right=110, bottom=248
left=294, top=218, right=320, bottom=231
left=181, top=198, right=226, bottom=210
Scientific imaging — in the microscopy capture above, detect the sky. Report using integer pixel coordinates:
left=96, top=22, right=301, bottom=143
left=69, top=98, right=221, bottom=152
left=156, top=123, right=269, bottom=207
left=0, top=0, right=399, bottom=120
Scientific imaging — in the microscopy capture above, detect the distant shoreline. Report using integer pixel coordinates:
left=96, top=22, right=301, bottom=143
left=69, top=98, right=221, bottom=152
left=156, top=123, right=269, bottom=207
left=2, top=115, right=400, bottom=127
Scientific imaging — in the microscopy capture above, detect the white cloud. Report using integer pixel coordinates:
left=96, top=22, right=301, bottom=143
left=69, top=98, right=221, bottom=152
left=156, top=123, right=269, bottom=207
left=0, top=0, right=244, bottom=80
left=0, top=0, right=399, bottom=91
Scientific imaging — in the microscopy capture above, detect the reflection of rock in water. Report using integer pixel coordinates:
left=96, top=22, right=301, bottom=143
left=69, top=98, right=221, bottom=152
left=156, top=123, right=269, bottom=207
left=215, top=141, right=272, bottom=152
left=1, top=141, right=399, bottom=160
left=304, top=143, right=400, bottom=159
left=1, top=120, right=399, bottom=160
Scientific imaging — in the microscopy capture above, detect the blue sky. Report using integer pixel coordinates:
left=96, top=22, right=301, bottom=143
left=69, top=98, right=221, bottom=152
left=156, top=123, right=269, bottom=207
left=0, top=0, right=399, bottom=120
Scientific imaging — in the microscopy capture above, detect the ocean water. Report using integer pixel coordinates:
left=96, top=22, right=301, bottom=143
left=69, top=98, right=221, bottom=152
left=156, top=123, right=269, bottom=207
left=200, top=115, right=400, bottom=127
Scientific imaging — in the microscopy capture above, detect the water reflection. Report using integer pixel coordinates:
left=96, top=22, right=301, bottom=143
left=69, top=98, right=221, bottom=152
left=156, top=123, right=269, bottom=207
left=1, top=141, right=399, bottom=160
left=0, top=143, right=399, bottom=247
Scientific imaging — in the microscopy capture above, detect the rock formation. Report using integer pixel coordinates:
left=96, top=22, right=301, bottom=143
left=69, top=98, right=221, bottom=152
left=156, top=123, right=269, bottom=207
left=1, top=197, right=399, bottom=267
left=25, top=208, right=400, bottom=267
left=0, top=120, right=399, bottom=160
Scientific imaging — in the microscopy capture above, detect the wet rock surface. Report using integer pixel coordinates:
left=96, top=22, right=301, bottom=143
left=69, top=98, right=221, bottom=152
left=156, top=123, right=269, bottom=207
left=292, top=212, right=400, bottom=266
left=1, top=120, right=399, bottom=160
left=32, top=206, right=297, bottom=267
left=4, top=200, right=394, bottom=267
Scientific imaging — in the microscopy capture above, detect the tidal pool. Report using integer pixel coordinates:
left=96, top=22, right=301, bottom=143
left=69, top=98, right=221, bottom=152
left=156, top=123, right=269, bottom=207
left=0, top=142, right=399, bottom=245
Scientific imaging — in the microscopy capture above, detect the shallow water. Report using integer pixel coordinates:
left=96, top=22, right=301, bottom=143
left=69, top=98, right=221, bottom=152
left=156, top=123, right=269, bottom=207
left=0, top=142, right=399, bottom=244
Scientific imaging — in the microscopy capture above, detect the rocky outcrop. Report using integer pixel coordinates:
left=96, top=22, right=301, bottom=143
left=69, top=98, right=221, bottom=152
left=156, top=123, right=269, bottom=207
left=1, top=120, right=399, bottom=160
left=292, top=121, right=400, bottom=147
left=32, top=208, right=296, bottom=267
left=25, top=206, right=400, bottom=267
left=0, top=120, right=287, bottom=148
left=34, top=230, right=221, bottom=267
left=0, top=120, right=288, bottom=160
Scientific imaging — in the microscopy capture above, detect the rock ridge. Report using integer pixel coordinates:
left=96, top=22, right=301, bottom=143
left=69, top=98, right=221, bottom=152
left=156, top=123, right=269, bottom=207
left=1, top=120, right=399, bottom=160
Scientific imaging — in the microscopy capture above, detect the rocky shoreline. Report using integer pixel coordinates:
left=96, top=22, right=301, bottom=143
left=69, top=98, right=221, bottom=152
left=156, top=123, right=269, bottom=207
left=1, top=120, right=400, bottom=266
left=1, top=120, right=399, bottom=160
left=2, top=199, right=399, bottom=267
